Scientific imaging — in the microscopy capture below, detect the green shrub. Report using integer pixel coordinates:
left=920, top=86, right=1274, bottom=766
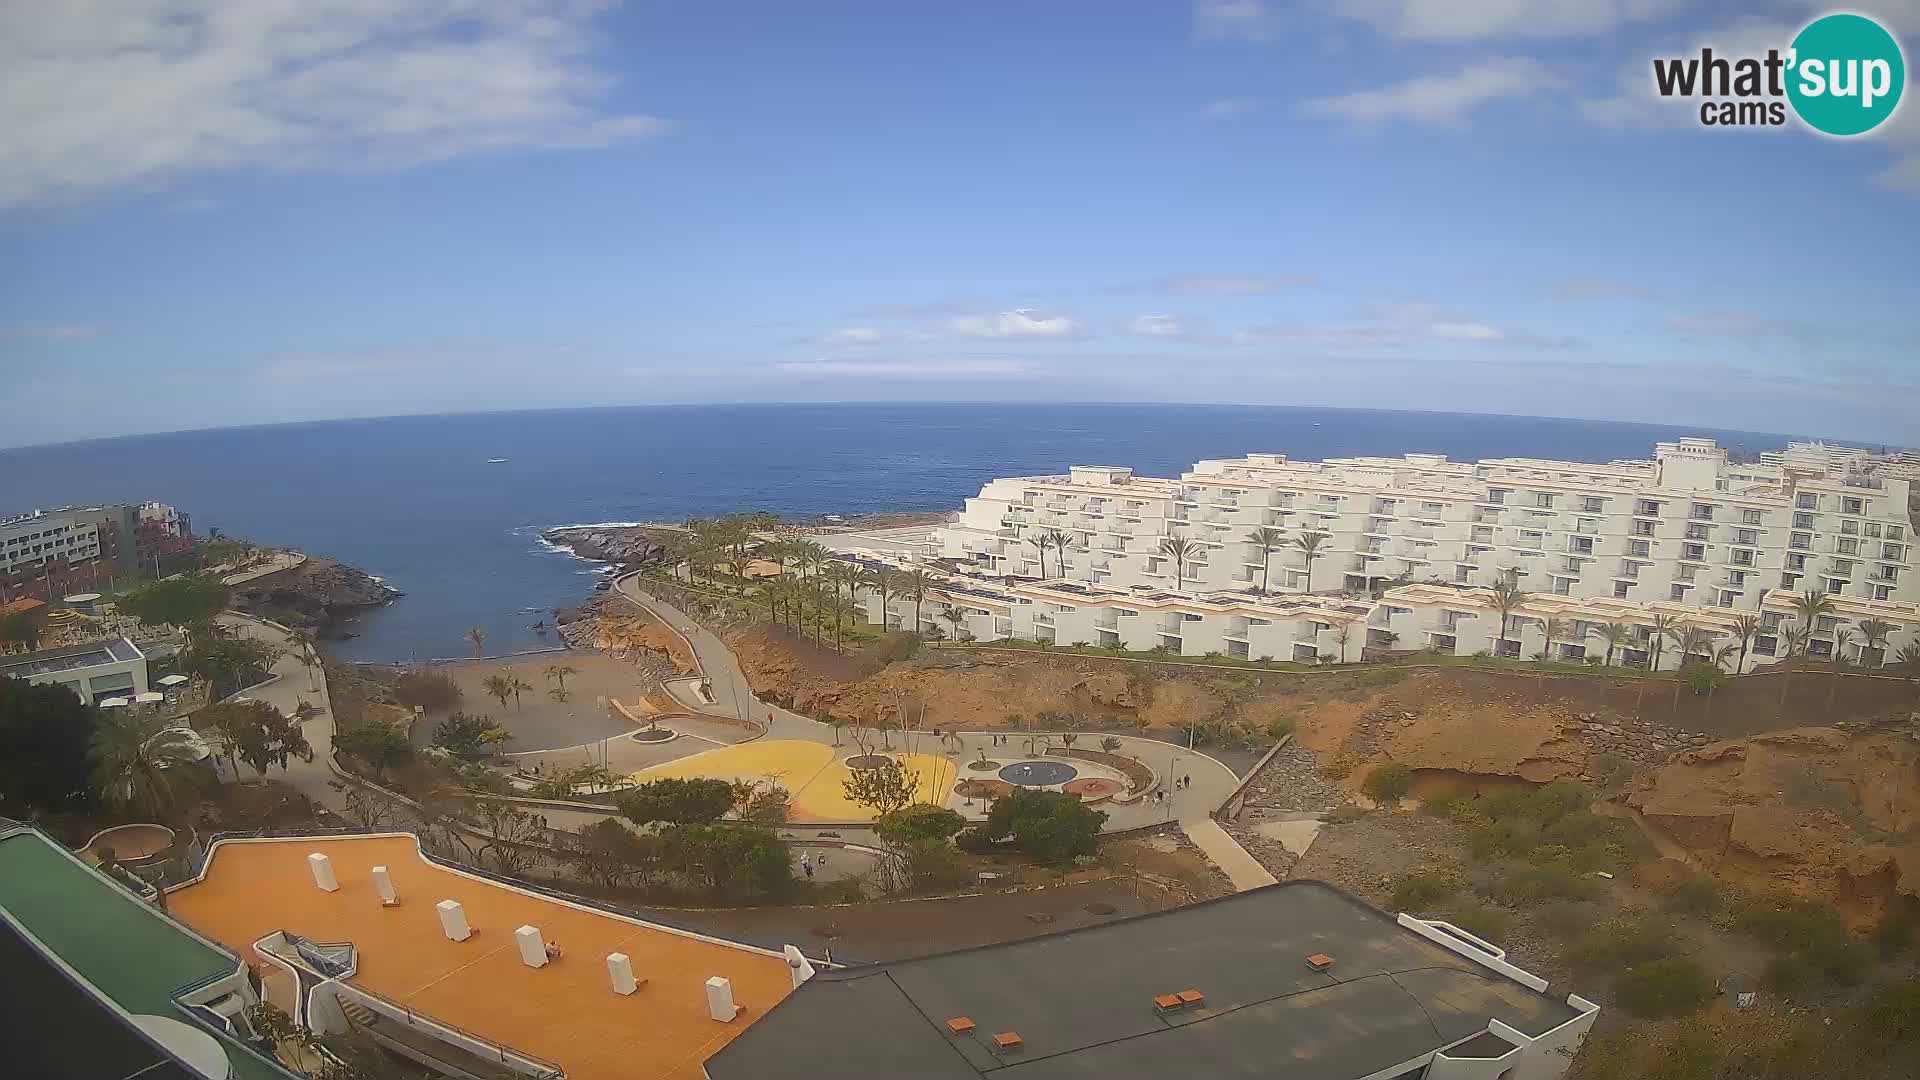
left=1362, top=763, right=1413, bottom=806
left=1614, top=957, right=1714, bottom=1018
left=1470, top=816, right=1542, bottom=860
left=1662, top=875, right=1722, bottom=916
left=1419, top=787, right=1465, bottom=818
left=1265, top=716, right=1295, bottom=740
left=1487, top=863, right=1594, bottom=907
left=1735, top=897, right=1851, bottom=952
left=1390, top=870, right=1460, bottom=913
left=1570, top=918, right=1676, bottom=975
left=1444, top=902, right=1509, bottom=943
left=955, top=826, right=997, bottom=854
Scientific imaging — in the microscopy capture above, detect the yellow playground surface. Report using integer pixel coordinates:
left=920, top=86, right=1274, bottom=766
left=630, top=740, right=958, bottom=822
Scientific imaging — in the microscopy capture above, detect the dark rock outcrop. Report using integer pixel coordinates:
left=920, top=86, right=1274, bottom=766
left=231, top=557, right=398, bottom=635
left=541, top=526, right=672, bottom=566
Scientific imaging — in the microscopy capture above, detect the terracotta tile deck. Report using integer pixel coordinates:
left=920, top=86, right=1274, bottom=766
left=169, top=835, right=794, bottom=1080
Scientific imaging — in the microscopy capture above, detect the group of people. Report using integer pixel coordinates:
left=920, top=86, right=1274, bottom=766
left=1148, top=774, right=1193, bottom=805
left=797, top=850, right=827, bottom=880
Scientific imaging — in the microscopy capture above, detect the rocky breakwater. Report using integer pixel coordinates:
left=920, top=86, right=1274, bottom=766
left=541, top=525, right=673, bottom=567
left=229, top=557, right=398, bottom=639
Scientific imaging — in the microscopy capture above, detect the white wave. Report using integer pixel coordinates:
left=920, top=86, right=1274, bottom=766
left=542, top=521, right=659, bottom=531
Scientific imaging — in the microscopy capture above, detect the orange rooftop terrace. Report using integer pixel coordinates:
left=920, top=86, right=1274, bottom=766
left=168, top=834, right=796, bottom=1080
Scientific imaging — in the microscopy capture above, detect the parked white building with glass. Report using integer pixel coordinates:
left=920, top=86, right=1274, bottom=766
left=843, top=437, right=1920, bottom=671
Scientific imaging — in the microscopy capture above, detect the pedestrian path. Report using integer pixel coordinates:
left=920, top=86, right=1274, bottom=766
left=1181, top=817, right=1279, bottom=891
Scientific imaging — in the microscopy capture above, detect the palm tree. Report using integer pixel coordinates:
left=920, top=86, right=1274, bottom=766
left=294, top=632, right=320, bottom=691
left=1646, top=613, right=1678, bottom=672
left=831, top=595, right=858, bottom=650
left=465, top=626, right=486, bottom=658
left=941, top=606, right=970, bottom=642
left=544, top=664, right=577, bottom=692
left=1894, top=643, right=1920, bottom=686
left=1728, top=613, right=1762, bottom=675
left=1669, top=623, right=1717, bottom=710
left=90, top=711, right=204, bottom=821
left=481, top=674, right=514, bottom=709
left=1046, top=529, right=1076, bottom=578
left=1782, top=589, right=1837, bottom=713
left=1245, top=527, right=1286, bottom=593
left=1589, top=622, right=1632, bottom=667
left=1489, top=577, right=1528, bottom=658
left=1293, top=531, right=1328, bottom=592
left=900, top=568, right=934, bottom=635
left=870, top=567, right=900, bottom=630
left=1023, top=534, right=1050, bottom=578
left=1855, top=618, right=1896, bottom=668
left=1539, top=617, right=1568, bottom=664
left=1826, top=626, right=1859, bottom=718
left=1158, top=536, right=1203, bottom=589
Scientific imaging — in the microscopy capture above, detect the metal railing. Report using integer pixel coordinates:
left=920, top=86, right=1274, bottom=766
left=333, top=980, right=564, bottom=1079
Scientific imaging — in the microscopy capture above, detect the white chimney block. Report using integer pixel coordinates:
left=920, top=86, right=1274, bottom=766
left=307, top=852, right=338, bottom=892
left=705, top=976, right=739, bottom=1022
left=515, top=925, right=548, bottom=968
left=607, top=953, right=637, bottom=995
left=370, top=866, right=396, bottom=904
left=783, top=945, right=817, bottom=988
left=436, top=899, right=472, bottom=942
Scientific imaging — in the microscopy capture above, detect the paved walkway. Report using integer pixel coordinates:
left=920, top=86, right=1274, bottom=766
left=1181, top=818, right=1279, bottom=891
left=607, top=574, right=1255, bottom=832
left=216, top=613, right=343, bottom=808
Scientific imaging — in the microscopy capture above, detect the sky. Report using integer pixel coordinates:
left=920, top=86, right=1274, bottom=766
left=2, top=0, right=1917, bottom=450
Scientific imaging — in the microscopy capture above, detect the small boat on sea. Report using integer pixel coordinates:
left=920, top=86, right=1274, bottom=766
left=486, top=458, right=509, bottom=463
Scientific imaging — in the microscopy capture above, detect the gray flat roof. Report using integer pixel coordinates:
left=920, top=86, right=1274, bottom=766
left=0, top=636, right=143, bottom=680
left=704, top=880, right=1579, bottom=1080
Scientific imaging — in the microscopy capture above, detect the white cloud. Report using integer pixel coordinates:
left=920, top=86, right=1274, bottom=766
left=943, top=309, right=1083, bottom=339
left=773, top=358, right=1030, bottom=378
left=1430, top=321, right=1505, bottom=340
left=3, top=322, right=101, bottom=340
left=1328, top=0, right=1685, bottom=41
left=0, top=1, right=667, bottom=208
left=1305, top=58, right=1562, bottom=126
left=1131, top=314, right=1184, bottom=338
left=1195, top=0, right=1279, bottom=42
left=823, top=326, right=884, bottom=345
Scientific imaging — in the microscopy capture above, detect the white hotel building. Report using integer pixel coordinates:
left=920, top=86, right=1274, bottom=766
left=850, top=438, right=1920, bottom=672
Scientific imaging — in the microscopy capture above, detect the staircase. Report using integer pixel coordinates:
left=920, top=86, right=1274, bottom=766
left=338, top=999, right=379, bottom=1028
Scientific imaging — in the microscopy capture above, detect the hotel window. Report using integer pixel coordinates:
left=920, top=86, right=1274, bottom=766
left=1670, top=584, right=1689, bottom=601
left=1570, top=536, right=1593, bottom=554
left=1817, top=616, right=1839, bottom=632
left=1720, top=591, right=1737, bottom=606
left=1865, top=523, right=1882, bottom=538
left=1690, top=503, right=1715, bottom=521
left=1682, top=543, right=1705, bottom=561
left=1781, top=573, right=1799, bottom=589
left=1731, top=550, right=1754, bottom=567
left=1728, top=570, right=1746, bottom=587
left=1676, top=564, right=1696, bottom=582
left=1891, top=525, right=1907, bottom=541
left=1455, top=565, right=1471, bottom=583
left=1633, top=520, right=1656, bottom=537
left=1827, top=579, right=1845, bottom=594
left=1742, top=508, right=1763, bottom=525
left=1486, top=488, right=1508, bottom=504
left=1581, top=496, right=1604, bottom=513
left=1832, top=559, right=1853, bottom=576
left=1629, top=539, right=1651, bottom=557
left=1535, top=492, right=1555, bottom=508
left=1842, top=520, right=1859, bottom=535
left=1734, top=528, right=1758, bottom=545
left=1793, top=512, right=1815, bottom=529
left=1636, top=499, right=1660, bottom=515
left=1552, top=577, right=1572, bottom=595
left=1613, top=581, right=1631, bottom=598
left=1877, top=564, right=1898, bottom=581
left=1686, top=523, right=1709, bottom=540
left=1886, top=544, right=1906, bottom=560
left=1843, top=497, right=1864, bottom=514
left=1763, top=612, right=1785, bottom=630
left=1563, top=557, right=1582, bottom=573
left=1838, top=538, right=1858, bottom=554
left=1797, top=493, right=1818, bottom=509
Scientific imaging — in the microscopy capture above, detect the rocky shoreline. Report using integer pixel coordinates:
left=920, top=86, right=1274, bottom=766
left=540, top=510, right=949, bottom=569
left=228, top=556, right=400, bottom=639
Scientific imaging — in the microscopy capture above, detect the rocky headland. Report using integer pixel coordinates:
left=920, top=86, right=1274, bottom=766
left=229, top=556, right=398, bottom=638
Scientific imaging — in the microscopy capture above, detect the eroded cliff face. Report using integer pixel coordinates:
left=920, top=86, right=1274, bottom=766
left=541, top=526, right=672, bottom=566
left=1630, top=724, right=1920, bottom=915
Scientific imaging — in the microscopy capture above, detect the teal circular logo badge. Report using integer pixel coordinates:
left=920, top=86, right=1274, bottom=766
left=1787, top=13, right=1905, bottom=136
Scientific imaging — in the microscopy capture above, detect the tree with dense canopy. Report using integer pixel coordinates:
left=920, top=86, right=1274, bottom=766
left=841, top=757, right=921, bottom=817
left=0, top=676, right=100, bottom=814
left=616, top=777, right=738, bottom=826
left=90, top=710, right=205, bottom=820
left=120, top=577, right=228, bottom=629
left=968, top=788, right=1106, bottom=865
left=200, top=699, right=312, bottom=779
left=430, top=711, right=511, bottom=757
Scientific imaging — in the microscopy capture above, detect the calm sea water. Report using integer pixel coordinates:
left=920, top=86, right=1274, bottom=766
left=0, top=403, right=1798, bottom=662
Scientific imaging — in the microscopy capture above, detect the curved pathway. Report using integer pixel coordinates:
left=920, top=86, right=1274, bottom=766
left=608, top=575, right=1265, bottom=848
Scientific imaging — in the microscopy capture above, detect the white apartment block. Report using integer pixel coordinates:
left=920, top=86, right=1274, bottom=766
left=0, top=508, right=104, bottom=576
left=862, top=437, right=1920, bottom=672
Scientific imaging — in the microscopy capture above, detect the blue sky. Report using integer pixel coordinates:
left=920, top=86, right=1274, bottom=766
left=2, top=0, right=1916, bottom=449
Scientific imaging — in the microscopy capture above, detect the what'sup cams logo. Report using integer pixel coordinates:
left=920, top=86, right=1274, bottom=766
left=1652, top=11, right=1905, bottom=135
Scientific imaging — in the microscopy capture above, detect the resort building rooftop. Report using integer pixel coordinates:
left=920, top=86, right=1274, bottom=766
left=167, top=834, right=797, bottom=1080
left=705, top=880, right=1597, bottom=1080
left=0, top=824, right=295, bottom=1080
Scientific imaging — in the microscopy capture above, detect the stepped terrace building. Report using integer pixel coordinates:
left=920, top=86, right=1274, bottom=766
left=857, top=438, right=1920, bottom=670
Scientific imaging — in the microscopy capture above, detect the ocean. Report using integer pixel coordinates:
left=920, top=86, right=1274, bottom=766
left=0, top=403, right=1799, bottom=663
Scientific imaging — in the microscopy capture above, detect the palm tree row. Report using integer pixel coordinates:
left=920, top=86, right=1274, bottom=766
left=1020, top=528, right=1080, bottom=579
